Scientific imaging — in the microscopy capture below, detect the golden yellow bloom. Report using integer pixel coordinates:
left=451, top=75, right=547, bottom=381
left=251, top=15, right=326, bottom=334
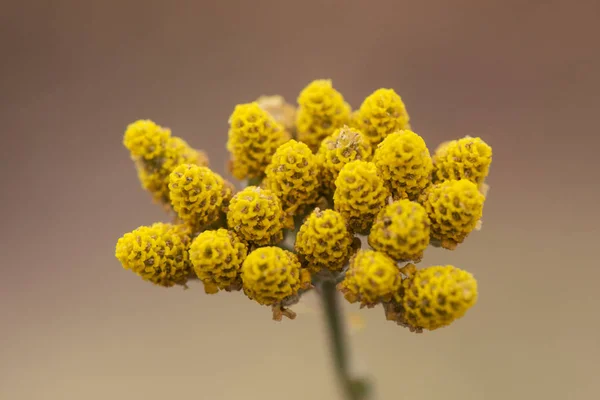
left=333, top=160, right=389, bottom=234
left=295, top=79, right=351, bottom=151
left=317, top=125, right=373, bottom=192
left=295, top=208, right=355, bottom=272
left=338, top=250, right=402, bottom=307
left=355, top=89, right=410, bottom=146
left=123, top=119, right=171, bottom=160
left=189, top=229, right=248, bottom=292
left=241, top=247, right=310, bottom=305
left=402, top=265, right=478, bottom=330
left=125, top=120, right=210, bottom=206
left=115, top=223, right=192, bottom=287
left=226, top=102, right=289, bottom=180
left=420, top=179, right=485, bottom=249
left=265, top=140, right=320, bottom=215
left=368, top=199, right=430, bottom=262
left=168, top=164, right=226, bottom=231
left=227, top=186, right=285, bottom=245
left=433, top=136, right=492, bottom=186
left=373, top=130, right=433, bottom=200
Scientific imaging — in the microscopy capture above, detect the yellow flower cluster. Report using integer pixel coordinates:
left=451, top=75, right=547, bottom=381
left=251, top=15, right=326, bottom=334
left=115, top=79, right=492, bottom=329
left=123, top=120, right=209, bottom=206
left=115, top=223, right=192, bottom=287
left=295, top=80, right=351, bottom=152
left=226, top=102, right=290, bottom=180
left=317, top=125, right=373, bottom=192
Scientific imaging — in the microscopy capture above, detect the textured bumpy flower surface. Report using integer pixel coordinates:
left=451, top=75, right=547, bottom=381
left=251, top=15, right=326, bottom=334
left=295, top=79, right=351, bottom=152
left=115, top=78, right=492, bottom=331
left=354, top=88, right=411, bottom=146
left=368, top=199, right=430, bottom=262
left=373, top=130, right=433, bottom=200
left=295, top=208, right=355, bottom=272
left=333, top=160, right=389, bottom=234
left=433, top=136, right=492, bottom=187
left=420, top=179, right=485, bottom=249
left=241, top=246, right=311, bottom=306
left=317, top=125, right=373, bottom=192
left=115, top=223, right=192, bottom=287
left=189, top=229, right=248, bottom=293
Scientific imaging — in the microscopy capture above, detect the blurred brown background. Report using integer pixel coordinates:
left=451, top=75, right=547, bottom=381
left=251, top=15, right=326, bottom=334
left=1, top=1, right=598, bottom=399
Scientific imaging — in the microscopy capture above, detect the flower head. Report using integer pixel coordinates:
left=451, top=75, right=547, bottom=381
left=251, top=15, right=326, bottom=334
left=123, top=119, right=171, bottom=160
left=420, top=179, right=485, bottom=249
left=433, top=136, right=492, bottom=186
left=168, top=164, right=227, bottom=231
left=400, top=265, right=478, bottom=330
left=241, top=247, right=310, bottom=305
left=354, top=89, right=410, bottom=146
left=265, top=140, right=321, bottom=215
left=189, top=229, right=248, bottom=292
left=295, top=208, right=355, bottom=272
left=115, top=223, right=192, bottom=287
left=368, top=199, right=430, bottom=262
left=333, top=160, right=389, bottom=234
left=226, top=102, right=290, bottom=180
left=295, top=79, right=351, bottom=151
left=373, top=130, right=433, bottom=200
left=317, top=125, right=373, bottom=192
left=227, top=186, right=285, bottom=245
left=338, top=250, right=402, bottom=307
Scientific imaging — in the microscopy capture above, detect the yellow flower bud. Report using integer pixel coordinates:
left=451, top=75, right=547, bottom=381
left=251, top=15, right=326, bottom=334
left=227, top=186, right=285, bottom=245
left=241, top=247, right=309, bottom=305
left=433, top=136, right=492, bottom=186
left=338, top=250, right=402, bottom=307
left=295, top=208, right=355, bottom=272
left=402, top=265, right=478, bottom=330
left=333, top=160, right=389, bottom=234
left=355, top=89, right=410, bottom=146
left=295, top=79, right=351, bottom=151
left=317, top=125, right=373, bottom=192
left=168, top=164, right=227, bottom=231
left=368, top=199, right=430, bottom=262
left=265, top=140, right=321, bottom=215
left=115, top=223, right=192, bottom=287
left=373, top=130, right=432, bottom=200
left=226, top=102, right=290, bottom=180
left=420, top=179, right=485, bottom=249
left=189, top=229, right=248, bottom=292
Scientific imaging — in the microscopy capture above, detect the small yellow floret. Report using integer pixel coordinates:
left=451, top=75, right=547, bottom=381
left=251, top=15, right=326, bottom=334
left=227, top=186, right=285, bottom=245
left=256, top=95, right=297, bottom=134
left=402, top=265, right=478, bottom=330
left=333, top=160, right=389, bottom=234
left=295, top=79, right=351, bottom=151
left=226, top=102, right=290, bottom=180
left=295, top=208, right=355, bottom=272
left=317, top=125, right=373, bottom=191
left=355, top=89, right=410, bottom=146
left=189, top=229, right=248, bottom=292
left=373, top=130, right=433, bottom=200
left=115, top=223, right=192, bottom=287
left=123, top=119, right=171, bottom=160
left=420, top=179, right=485, bottom=249
left=241, top=247, right=309, bottom=305
left=433, top=136, right=492, bottom=186
left=368, top=199, right=430, bottom=262
left=168, top=164, right=226, bottom=231
left=338, top=250, right=402, bottom=307
left=265, top=140, right=321, bottom=215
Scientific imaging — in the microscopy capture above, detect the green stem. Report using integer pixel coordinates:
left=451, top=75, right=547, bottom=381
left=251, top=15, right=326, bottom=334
left=320, top=279, right=371, bottom=400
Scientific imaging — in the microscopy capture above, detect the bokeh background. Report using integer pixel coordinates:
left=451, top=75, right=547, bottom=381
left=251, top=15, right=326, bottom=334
left=1, top=1, right=598, bottom=399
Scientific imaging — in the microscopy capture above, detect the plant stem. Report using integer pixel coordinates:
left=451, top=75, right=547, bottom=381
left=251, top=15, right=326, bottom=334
left=320, top=279, right=371, bottom=400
